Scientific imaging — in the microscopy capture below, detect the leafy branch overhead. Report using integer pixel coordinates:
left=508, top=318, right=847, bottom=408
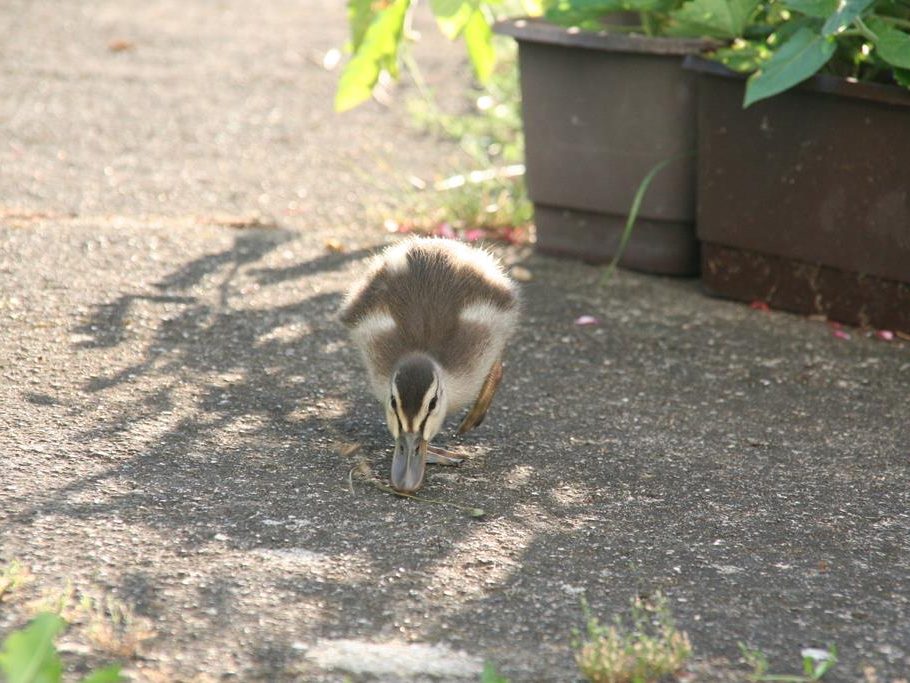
left=667, top=0, right=761, bottom=38
left=335, top=0, right=910, bottom=112
left=733, top=0, right=910, bottom=105
left=335, top=0, right=499, bottom=111
left=336, top=0, right=410, bottom=112
left=546, top=0, right=910, bottom=104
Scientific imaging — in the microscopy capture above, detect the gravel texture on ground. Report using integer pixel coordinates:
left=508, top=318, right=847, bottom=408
left=2, top=1, right=909, bottom=682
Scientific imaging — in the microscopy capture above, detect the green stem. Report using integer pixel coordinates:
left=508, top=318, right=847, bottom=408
left=401, top=47, right=490, bottom=166
left=401, top=47, right=440, bottom=120
left=640, top=11, right=655, bottom=36
left=876, top=14, right=910, bottom=30
left=600, top=153, right=692, bottom=285
left=853, top=16, right=879, bottom=42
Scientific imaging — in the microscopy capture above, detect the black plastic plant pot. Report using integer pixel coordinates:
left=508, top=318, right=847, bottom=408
left=685, top=56, right=910, bottom=333
left=494, top=19, right=713, bottom=275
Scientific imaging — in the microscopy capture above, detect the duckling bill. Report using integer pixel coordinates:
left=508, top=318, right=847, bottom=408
left=340, top=237, right=520, bottom=493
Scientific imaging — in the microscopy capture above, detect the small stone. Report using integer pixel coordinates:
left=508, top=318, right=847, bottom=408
left=510, top=266, right=532, bottom=282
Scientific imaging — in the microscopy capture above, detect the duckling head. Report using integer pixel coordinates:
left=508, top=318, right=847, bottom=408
left=386, top=352, right=448, bottom=493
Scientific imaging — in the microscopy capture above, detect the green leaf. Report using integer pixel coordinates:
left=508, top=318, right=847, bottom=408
left=347, top=0, right=376, bottom=52
left=480, top=661, right=510, bottom=683
left=545, top=0, right=674, bottom=26
left=783, top=0, right=837, bottom=18
left=430, top=0, right=477, bottom=39
left=711, top=39, right=771, bottom=72
left=667, top=0, right=760, bottom=38
left=464, top=8, right=495, bottom=83
left=821, top=0, right=874, bottom=35
left=744, top=27, right=836, bottom=106
left=867, top=18, right=910, bottom=68
left=0, top=613, right=66, bottom=683
left=81, top=666, right=124, bottom=683
left=545, top=0, right=626, bottom=25
left=803, top=654, right=815, bottom=676
left=335, top=0, right=410, bottom=112
left=894, top=67, right=910, bottom=87
left=769, top=15, right=823, bottom=45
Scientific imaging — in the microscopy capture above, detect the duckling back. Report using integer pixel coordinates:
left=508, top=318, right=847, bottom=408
left=340, top=238, right=519, bottom=409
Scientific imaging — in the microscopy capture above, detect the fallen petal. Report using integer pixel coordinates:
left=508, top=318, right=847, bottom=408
left=108, top=39, right=135, bottom=52
left=749, top=300, right=770, bottom=311
left=433, top=223, right=455, bottom=239
left=832, top=329, right=850, bottom=340
left=875, top=330, right=894, bottom=341
left=463, top=229, right=486, bottom=242
left=575, top=315, right=600, bottom=326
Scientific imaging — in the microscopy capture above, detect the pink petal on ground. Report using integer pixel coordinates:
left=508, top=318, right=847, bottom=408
left=433, top=223, right=455, bottom=239
left=463, top=229, right=486, bottom=242
left=749, top=300, right=770, bottom=311
left=832, top=329, right=851, bottom=340
left=875, top=330, right=894, bottom=341
left=574, top=315, right=600, bottom=326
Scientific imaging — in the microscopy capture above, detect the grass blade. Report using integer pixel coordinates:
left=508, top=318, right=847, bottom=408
left=600, top=154, right=688, bottom=285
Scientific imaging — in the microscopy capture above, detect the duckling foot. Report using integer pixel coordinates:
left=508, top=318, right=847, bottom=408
left=426, top=445, right=464, bottom=466
left=457, top=359, right=503, bottom=435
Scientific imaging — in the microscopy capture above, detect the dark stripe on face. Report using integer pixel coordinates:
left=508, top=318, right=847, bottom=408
left=418, top=390, right=438, bottom=435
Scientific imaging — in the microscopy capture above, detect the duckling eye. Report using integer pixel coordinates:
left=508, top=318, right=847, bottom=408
left=428, top=396, right=437, bottom=412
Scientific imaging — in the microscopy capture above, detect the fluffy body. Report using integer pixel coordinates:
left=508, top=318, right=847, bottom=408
left=340, top=237, right=520, bottom=415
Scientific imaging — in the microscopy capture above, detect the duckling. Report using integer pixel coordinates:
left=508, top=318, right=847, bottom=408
left=340, top=237, right=520, bottom=492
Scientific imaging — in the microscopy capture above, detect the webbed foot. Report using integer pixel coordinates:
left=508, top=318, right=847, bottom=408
left=457, top=359, right=503, bottom=435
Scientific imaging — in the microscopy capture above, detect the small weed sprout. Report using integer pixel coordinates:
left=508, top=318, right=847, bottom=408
left=0, top=560, right=32, bottom=601
left=29, top=581, right=79, bottom=620
left=573, top=593, right=692, bottom=683
left=84, top=594, right=155, bottom=658
left=0, top=612, right=123, bottom=683
left=386, top=46, right=533, bottom=239
left=29, top=584, right=154, bottom=658
left=739, top=642, right=838, bottom=682
left=480, top=661, right=510, bottom=683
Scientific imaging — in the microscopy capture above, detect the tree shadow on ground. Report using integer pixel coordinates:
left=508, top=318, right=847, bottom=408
left=8, top=229, right=910, bottom=679
left=7, top=229, right=592, bottom=674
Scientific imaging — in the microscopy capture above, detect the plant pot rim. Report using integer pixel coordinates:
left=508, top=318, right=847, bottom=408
left=493, top=17, right=716, bottom=56
left=684, top=54, right=910, bottom=108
